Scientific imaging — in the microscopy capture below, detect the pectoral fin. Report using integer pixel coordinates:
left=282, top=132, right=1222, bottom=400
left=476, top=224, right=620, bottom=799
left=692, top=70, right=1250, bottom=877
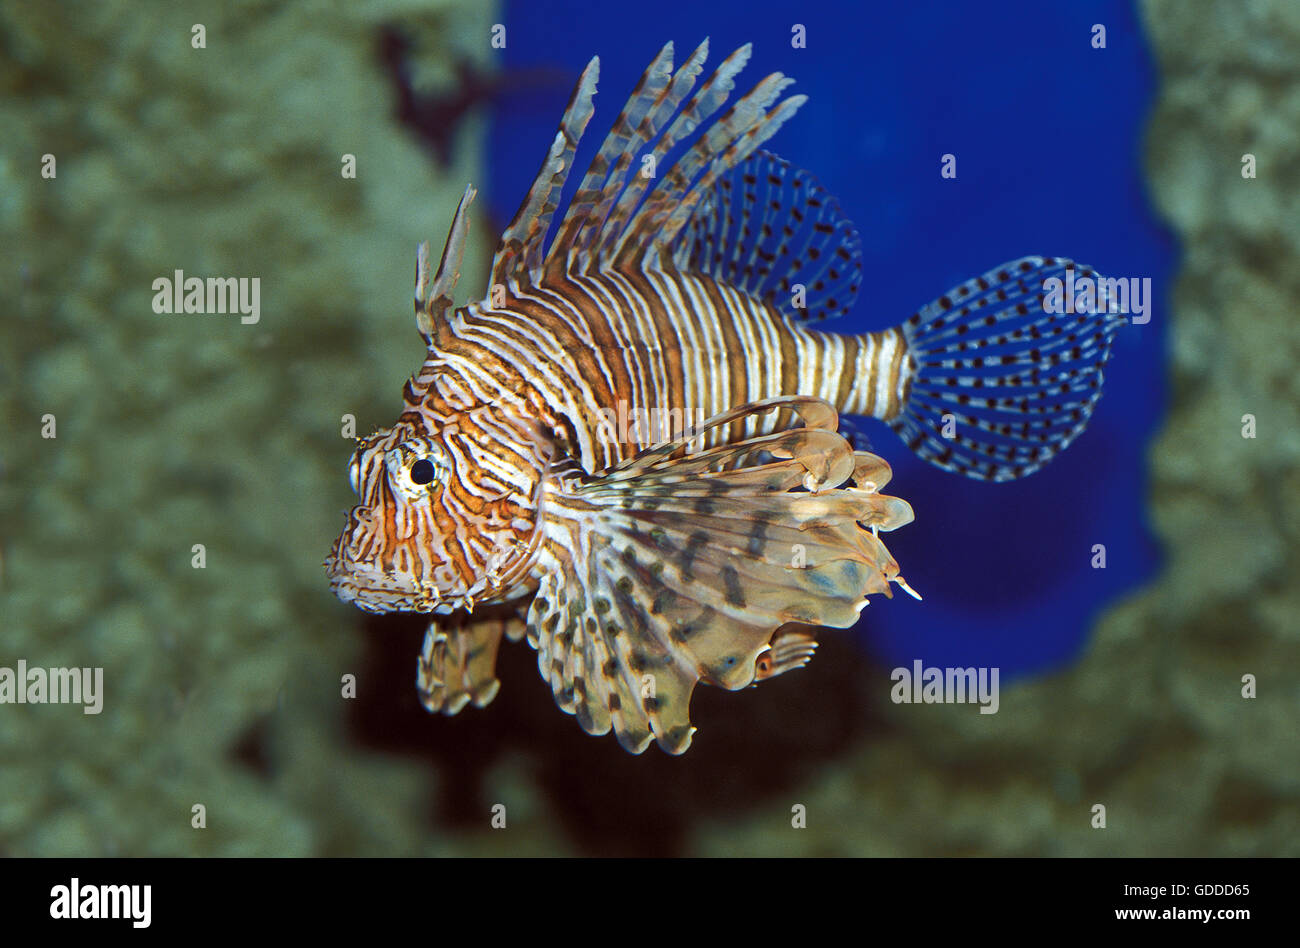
left=528, top=396, right=914, bottom=754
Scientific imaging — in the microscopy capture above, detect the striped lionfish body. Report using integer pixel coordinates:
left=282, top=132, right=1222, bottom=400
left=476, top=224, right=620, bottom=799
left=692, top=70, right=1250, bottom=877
left=326, top=40, right=1126, bottom=754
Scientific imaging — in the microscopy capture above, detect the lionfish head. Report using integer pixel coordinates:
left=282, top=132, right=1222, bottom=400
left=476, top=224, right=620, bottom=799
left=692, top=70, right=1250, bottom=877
left=324, top=413, right=548, bottom=616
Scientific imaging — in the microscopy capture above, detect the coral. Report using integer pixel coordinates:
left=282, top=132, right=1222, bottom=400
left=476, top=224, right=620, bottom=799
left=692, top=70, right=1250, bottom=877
left=0, top=0, right=501, bottom=856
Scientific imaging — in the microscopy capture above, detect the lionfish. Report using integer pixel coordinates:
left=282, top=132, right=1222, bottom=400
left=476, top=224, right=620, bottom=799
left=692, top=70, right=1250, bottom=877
left=326, top=40, right=1124, bottom=754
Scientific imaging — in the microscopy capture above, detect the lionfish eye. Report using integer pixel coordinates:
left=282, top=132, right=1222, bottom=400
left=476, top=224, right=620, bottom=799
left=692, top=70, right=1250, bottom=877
left=410, top=458, right=436, bottom=485
left=348, top=454, right=362, bottom=495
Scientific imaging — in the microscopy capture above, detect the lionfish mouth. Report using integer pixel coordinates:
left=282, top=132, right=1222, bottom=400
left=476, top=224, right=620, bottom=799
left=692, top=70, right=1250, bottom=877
left=324, top=550, right=397, bottom=616
left=325, top=556, right=459, bottom=615
left=325, top=527, right=490, bottom=617
left=323, top=526, right=428, bottom=615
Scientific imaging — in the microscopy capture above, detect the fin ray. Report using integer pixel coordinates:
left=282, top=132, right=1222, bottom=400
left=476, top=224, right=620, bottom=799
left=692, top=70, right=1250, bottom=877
left=528, top=396, right=914, bottom=754
left=672, top=150, right=863, bottom=321
left=417, top=610, right=525, bottom=715
left=754, top=626, right=819, bottom=682
left=490, top=57, right=600, bottom=288
left=495, top=39, right=814, bottom=283
left=548, top=41, right=709, bottom=278
left=892, top=256, right=1128, bottom=481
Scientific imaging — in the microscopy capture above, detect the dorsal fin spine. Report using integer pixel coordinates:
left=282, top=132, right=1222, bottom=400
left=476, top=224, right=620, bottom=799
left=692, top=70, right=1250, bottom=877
left=490, top=56, right=600, bottom=289
left=544, top=41, right=681, bottom=282
left=559, top=40, right=712, bottom=278
left=641, top=89, right=805, bottom=270
left=613, top=75, right=800, bottom=270
left=490, top=40, right=812, bottom=289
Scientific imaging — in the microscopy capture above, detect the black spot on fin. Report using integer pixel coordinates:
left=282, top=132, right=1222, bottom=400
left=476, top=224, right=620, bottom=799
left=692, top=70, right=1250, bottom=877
left=891, top=256, right=1129, bottom=482
left=673, top=150, right=863, bottom=322
left=527, top=396, right=915, bottom=754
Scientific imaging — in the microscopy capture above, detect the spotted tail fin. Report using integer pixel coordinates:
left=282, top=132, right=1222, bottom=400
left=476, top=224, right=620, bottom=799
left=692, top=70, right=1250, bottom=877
left=888, top=256, right=1129, bottom=482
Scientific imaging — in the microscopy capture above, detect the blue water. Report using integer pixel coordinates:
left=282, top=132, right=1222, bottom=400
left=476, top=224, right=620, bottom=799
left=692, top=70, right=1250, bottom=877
left=490, top=1, right=1170, bottom=680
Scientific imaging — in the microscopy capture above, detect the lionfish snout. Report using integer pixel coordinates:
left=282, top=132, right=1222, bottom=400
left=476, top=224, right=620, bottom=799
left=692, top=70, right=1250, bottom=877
left=325, top=419, right=546, bottom=615
left=324, top=504, right=464, bottom=616
left=325, top=424, right=466, bottom=614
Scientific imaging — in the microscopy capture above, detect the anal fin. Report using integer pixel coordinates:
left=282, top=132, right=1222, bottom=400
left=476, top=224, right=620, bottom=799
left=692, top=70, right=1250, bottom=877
left=754, top=625, right=820, bottom=683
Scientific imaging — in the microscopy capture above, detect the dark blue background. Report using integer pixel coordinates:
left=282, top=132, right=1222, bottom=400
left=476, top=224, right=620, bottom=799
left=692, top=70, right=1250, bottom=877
left=489, top=1, right=1170, bottom=680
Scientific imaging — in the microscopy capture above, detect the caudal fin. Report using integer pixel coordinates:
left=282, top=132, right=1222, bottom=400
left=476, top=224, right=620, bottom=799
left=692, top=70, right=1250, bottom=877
left=891, top=256, right=1129, bottom=482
